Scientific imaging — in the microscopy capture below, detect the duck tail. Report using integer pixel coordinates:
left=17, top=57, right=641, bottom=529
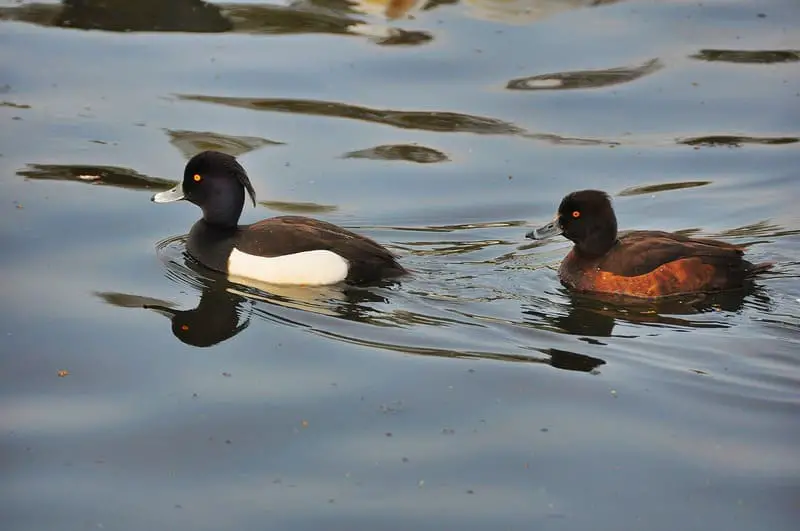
left=747, top=261, right=774, bottom=277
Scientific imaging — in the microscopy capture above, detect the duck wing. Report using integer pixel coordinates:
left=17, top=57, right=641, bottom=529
left=236, top=216, right=406, bottom=282
left=600, top=230, right=748, bottom=277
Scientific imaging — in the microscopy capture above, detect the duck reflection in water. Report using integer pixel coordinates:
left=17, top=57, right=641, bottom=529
left=96, top=249, right=393, bottom=347
left=523, top=285, right=766, bottom=339
left=95, top=247, right=608, bottom=373
left=54, top=0, right=232, bottom=32
left=94, top=285, right=252, bottom=348
left=144, top=288, right=252, bottom=348
left=0, top=0, right=434, bottom=45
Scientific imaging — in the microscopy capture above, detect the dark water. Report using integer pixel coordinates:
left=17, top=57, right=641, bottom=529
left=1, top=0, right=799, bottom=529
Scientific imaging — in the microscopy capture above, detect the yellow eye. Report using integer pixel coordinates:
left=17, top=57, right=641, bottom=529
left=572, top=210, right=581, bottom=218
left=193, top=174, right=202, bottom=182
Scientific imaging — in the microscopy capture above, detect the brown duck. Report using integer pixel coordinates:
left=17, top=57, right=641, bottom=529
left=527, top=190, right=772, bottom=299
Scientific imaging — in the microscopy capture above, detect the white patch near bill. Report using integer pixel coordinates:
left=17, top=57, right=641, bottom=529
left=227, top=248, right=349, bottom=286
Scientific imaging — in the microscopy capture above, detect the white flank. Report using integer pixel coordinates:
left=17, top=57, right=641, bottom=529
left=227, top=248, right=349, bottom=286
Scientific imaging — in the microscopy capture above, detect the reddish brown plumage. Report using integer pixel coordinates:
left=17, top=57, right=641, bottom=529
left=528, top=190, right=772, bottom=299
left=561, top=250, right=727, bottom=298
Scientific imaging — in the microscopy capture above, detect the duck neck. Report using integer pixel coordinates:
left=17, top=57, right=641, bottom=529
left=573, top=221, right=618, bottom=258
left=201, top=189, right=244, bottom=229
left=574, top=237, right=617, bottom=259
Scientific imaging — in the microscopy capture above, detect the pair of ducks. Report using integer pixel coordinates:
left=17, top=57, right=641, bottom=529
left=153, top=150, right=771, bottom=299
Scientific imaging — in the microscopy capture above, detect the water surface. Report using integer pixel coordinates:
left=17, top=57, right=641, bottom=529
left=1, top=0, right=799, bottom=529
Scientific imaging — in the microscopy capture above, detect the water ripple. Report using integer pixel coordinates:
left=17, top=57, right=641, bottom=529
left=97, top=234, right=606, bottom=370
left=344, top=144, right=450, bottom=164
left=177, top=94, right=619, bottom=145
left=678, top=135, right=799, bottom=147
left=618, top=181, right=712, bottom=197
left=507, top=58, right=663, bottom=91
left=0, top=1, right=434, bottom=45
left=92, top=230, right=779, bottom=369
left=690, top=49, right=800, bottom=64
left=166, top=129, right=283, bottom=159
left=17, top=163, right=172, bottom=191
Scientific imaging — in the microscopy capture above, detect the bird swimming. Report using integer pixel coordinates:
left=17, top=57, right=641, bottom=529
left=526, top=190, right=772, bottom=299
left=152, top=150, right=407, bottom=286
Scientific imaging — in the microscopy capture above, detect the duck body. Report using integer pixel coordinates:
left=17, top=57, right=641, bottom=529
left=154, top=151, right=406, bottom=286
left=528, top=190, right=771, bottom=299
left=557, top=229, right=769, bottom=298
left=186, top=216, right=405, bottom=286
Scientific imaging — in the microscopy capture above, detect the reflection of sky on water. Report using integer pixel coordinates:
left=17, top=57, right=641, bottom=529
left=1, top=1, right=798, bottom=531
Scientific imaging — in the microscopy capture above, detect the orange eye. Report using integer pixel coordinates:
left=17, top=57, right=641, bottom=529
left=572, top=210, right=581, bottom=218
left=180, top=324, right=189, bottom=331
left=193, top=174, right=202, bottom=182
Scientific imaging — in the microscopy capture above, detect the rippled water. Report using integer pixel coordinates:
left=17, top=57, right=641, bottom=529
left=1, top=1, right=799, bottom=529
